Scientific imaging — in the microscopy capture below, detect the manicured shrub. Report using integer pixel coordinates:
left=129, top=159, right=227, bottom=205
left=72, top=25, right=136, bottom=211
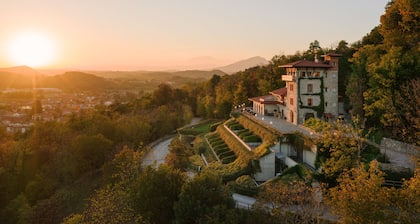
left=207, top=136, right=220, bottom=142
left=216, top=125, right=253, bottom=165
left=231, top=175, right=258, bottom=196
left=210, top=122, right=222, bottom=132
left=209, top=137, right=222, bottom=143
left=237, top=115, right=277, bottom=143
left=209, top=160, right=252, bottom=182
left=215, top=147, right=229, bottom=155
left=229, top=124, right=244, bottom=130
left=213, top=144, right=228, bottom=151
left=239, top=132, right=253, bottom=139
left=218, top=150, right=235, bottom=158
left=222, top=155, right=237, bottom=164
left=243, top=135, right=262, bottom=142
left=212, top=140, right=226, bottom=148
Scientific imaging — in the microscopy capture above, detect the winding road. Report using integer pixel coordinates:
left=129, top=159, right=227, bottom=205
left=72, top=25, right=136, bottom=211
left=142, top=118, right=202, bottom=168
left=142, top=137, right=173, bottom=168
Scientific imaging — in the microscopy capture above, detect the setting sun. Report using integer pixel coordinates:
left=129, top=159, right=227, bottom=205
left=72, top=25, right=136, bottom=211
left=7, top=31, right=56, bottom=67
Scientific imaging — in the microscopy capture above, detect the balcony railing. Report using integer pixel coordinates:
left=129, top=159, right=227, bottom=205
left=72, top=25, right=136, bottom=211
left=281, top=75, right=295, bottom=82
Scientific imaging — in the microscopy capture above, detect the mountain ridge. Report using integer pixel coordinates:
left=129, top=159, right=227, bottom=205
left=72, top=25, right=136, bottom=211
left=0, top=66, right=44, bottom=76
left=217, top=56, right=269, bottom=74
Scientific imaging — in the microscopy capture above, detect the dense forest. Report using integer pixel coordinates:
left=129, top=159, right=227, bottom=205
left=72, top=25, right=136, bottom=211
left=0, top=0, right=419, bottom=223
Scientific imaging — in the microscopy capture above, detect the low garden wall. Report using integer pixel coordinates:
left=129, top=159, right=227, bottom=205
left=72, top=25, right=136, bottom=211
left=380, top=138, right=420, bottom=157
left=380, top=137, right=419, bottom=171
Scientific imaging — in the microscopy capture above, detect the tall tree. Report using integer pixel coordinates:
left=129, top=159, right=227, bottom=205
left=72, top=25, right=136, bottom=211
left=346, top=0, right=420, bottom=143
left=328, top=161, right=393, bottom=223
left=233, top=81, right=249, bottom=107
left=307, top=118, right=366, bottom=185
left=152, top=83, right=173, bottom=106
left=80, top=185, right=144, bottom=224
left=174, top=170, right=234, bottom=224
left=255, top=180, right=322, bottom=223
left=395, top=166, right=420, bottom=223
left=392, top=78, right=420, bottom=144
left=166, top=137, right=194, bottom=171
left=131, top=166, right=186, bottom=224
left=346, top=45, right=384, bottom=123
left=380, top=0, right=420, bottom=49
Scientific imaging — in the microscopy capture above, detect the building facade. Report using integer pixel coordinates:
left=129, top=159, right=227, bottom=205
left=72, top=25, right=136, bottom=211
left=250, top=53, right=341, bottom=125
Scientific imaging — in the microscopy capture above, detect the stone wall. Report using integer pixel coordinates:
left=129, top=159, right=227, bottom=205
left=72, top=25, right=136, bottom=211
left=380, top=138, right=420, bottom=157
left=380, top=138, right=419, bottom=171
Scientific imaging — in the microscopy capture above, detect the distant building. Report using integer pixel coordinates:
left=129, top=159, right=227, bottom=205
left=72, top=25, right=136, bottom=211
left=249, top=53, right=341, bottom=125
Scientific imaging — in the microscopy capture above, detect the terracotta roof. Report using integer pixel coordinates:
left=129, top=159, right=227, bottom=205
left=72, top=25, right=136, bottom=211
left=270, top=87, right=287, bottom=97
left=279, top=59, right=332, bottom=68
left=248, top=95, right=278, bottom=104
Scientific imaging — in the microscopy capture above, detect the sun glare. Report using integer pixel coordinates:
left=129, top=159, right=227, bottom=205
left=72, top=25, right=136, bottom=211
left=7, top=32, right=56, bottom=67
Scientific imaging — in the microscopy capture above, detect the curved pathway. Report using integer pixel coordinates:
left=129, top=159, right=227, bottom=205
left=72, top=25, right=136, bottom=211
left=142, top=137, right=173, bottom=168
left=142, top=118, right=202, bottom=168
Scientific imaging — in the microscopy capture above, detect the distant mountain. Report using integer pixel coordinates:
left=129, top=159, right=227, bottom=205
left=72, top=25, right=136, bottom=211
left=218, top=56, right=269, bottom=74
left=0, top=66, right=44, bottom=76
left=43, top=72, right=118, bottom=90
left=172, top=70, right=226, bottom=79
left=0, top=67, right=118, bottom=90
left=89, top=69, right=226, bottom=80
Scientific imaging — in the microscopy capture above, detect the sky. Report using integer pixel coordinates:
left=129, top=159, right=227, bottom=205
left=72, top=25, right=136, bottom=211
left=0, top=0, right=390, bottom=70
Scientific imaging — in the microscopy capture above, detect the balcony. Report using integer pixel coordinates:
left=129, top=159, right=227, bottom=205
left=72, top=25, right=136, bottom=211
left=281, top=75, right=295, bottom=82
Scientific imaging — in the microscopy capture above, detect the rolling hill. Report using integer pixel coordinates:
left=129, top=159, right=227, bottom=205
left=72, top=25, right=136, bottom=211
left=0, top=67, right=118, bottom=90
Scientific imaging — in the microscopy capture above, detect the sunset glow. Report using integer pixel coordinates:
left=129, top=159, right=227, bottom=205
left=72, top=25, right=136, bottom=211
left=0, top=0, right=389, bottom=70
left=6, top=32, right=56, bottom=67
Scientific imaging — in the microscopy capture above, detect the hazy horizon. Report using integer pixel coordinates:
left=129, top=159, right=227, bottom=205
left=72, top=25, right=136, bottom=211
left=0, top=0, right=389, bottom=70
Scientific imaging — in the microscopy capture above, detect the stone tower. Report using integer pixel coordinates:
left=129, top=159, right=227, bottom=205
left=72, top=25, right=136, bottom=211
left=279, top=53, right=341, bottom=124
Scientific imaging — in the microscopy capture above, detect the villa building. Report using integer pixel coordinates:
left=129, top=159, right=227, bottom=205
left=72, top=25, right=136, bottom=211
left=246, top=53, right=341, bottom=176
left=249, top=53, right=341, bottom=125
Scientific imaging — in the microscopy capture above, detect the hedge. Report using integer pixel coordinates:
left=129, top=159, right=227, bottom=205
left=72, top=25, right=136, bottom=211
left=209, top=139, right=224, bottom=145
left=209, top=160, right=252, bottom=182
left=218, top=150, right=235, bottom=158
left=222, top=155, right=237, bottom=164
left=213, top=143, right=228, bottom=150
left=215, top=147, right=230, bottom=155
left=231, top=175, right=258, bottom=196
left=212, top=142, right=227, bottom=149
left=243, top=135, right=262, bottom=143
left=229, top=124, right=244, bottom=130
left=237, top=115, right=277, bottom=143
left=236, top=129, right=249, bottom=135
left=207, top=136, right=220, bottom=142
left=217, top=125, right=253, bottom=163
left=238, top=131, right=253, bottom=138
left=210, top=122, right=222, bottom=132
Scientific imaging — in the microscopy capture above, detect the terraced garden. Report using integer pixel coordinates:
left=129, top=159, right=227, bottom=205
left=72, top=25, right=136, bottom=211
left=207, top=133, right=237, bottom=164
left=226, top=120, right=262, bottom=148
left=200, top=115, right=284, bottom=183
